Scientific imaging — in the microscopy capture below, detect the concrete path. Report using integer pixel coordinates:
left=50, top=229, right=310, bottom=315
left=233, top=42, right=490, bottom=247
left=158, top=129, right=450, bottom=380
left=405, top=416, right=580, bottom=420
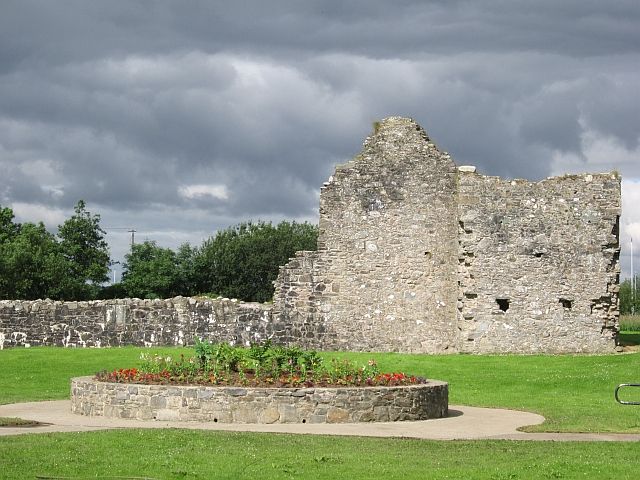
left=0, top=401, right=638, bottom=441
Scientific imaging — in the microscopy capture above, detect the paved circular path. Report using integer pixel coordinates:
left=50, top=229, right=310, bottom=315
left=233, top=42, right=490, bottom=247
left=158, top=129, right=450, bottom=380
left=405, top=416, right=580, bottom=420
left=1, top=401, right=638, bottom=441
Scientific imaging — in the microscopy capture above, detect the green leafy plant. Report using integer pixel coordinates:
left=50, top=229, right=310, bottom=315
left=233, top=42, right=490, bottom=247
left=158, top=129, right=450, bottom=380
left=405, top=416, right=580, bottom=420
left=95, top=341, right=424, bottom=388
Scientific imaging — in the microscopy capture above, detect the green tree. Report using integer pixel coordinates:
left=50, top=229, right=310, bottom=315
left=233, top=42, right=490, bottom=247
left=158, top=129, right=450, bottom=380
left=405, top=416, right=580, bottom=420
left=57, top=200, right=110, bottom=299
left=619, top=277, right=640, bottom=315
left=0, top=206, right=20, bottom=296
left=0, top=205, right=69, bottom=300
left=121, top=241, right=181, bottom=299
left=0, top=206, right=20, bottom=244
left=194, top=221, right=318, bottom=302
left=0, top=221, right=65, bottom=300
left=176, top=243, right=198, bottom=296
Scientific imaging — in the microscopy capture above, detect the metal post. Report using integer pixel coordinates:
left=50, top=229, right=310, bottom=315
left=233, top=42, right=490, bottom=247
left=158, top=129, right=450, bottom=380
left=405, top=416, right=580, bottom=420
left=632, top=237, right=635, bottom=315
left=111, top=261, right=120, bottom=284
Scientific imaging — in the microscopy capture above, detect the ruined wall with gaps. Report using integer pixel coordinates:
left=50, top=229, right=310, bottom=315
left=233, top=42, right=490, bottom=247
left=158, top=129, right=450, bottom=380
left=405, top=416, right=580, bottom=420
left=0, top=117, right=622, bottom=353
left=274, top=117, right=621, bottom=354
left=274, top=119, right=460, bottom=353
left=456, top=172, right=620, bottom=353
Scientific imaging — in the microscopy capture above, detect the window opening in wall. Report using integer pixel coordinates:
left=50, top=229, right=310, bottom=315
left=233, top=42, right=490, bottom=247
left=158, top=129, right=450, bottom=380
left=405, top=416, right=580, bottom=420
left=533, top=252, right=544, bottom=258
left=496, top=298, right=509, bottom=312
left=560, top=298, right=572, bottom=309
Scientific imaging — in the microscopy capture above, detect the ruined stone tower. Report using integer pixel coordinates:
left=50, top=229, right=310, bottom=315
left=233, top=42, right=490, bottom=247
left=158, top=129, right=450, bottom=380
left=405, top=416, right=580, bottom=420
left=274, top=116, right=621, bottom=353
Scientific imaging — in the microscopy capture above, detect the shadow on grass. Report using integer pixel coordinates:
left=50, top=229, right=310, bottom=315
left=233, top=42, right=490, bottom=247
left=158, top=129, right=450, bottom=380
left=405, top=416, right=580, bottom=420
left=0, top=416, right=49, bottom=427
left=619, top=332, right=640, bottom=346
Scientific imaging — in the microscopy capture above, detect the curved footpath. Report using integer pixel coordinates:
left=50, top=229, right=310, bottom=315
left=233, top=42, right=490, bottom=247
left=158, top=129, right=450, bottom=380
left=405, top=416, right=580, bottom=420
left=0, top=401, right=638, bottom=441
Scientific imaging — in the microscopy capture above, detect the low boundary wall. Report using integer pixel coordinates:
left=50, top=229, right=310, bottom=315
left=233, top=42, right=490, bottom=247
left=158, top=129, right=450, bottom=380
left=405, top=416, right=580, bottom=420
left=0, top=297, right=282, bottom=349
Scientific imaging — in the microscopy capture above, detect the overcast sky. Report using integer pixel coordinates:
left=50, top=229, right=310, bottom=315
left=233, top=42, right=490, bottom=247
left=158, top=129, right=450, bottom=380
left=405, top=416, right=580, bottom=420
left=1, top=0, right=639, bottom=281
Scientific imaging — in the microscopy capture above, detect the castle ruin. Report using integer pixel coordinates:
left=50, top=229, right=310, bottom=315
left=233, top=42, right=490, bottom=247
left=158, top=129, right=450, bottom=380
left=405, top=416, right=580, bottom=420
left=0, top=117, right=621, bottom=353
left=273, top=117, right=621, bottom=353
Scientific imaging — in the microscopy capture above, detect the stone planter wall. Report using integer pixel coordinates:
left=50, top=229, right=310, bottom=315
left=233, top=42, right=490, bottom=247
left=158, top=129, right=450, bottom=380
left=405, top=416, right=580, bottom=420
left=71, top=376, right=448, bottom=423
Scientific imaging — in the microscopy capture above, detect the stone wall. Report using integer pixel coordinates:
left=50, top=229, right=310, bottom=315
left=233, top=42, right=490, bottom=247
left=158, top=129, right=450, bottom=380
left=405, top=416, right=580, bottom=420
left=0, top=297, right=278, bottom=349
left=274, top=119, right=460, bottom=353
left=71, top=376, right=449, bottom=423
left=0, top=116, right=622, bottom=353
left=456, top=172, right=620, bottom=353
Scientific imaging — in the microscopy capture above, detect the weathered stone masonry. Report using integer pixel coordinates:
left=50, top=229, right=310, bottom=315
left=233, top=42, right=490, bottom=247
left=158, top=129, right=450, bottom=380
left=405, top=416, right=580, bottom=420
left=0, top=298, right=277, bottom=349
left=0, top=117, right=621, bottom=353
left=273, top=117, right=620, bottom=354
left=71, top=376, right=448, bottom=423
left=456, top=173, right=620, bottom=353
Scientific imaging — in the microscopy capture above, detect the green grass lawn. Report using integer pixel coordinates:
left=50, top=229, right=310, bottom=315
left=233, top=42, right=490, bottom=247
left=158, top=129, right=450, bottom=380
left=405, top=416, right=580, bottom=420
left=1, top=346, right=639, bottom=479
left=0, top=430, right=637, bottom=480
left=0, top=345, right=189, bottom=405
left=1, top=345, right=639, bottom=433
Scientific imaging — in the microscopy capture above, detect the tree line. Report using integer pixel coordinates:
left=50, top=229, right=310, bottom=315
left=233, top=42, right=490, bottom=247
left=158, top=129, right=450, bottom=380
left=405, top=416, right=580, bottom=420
left=620, top=277, right=640, bottom=315
left=0, top=201, right=110, bottom=300
left=0, top=201, right=318, bottom=303
left=113, top=220, right=318, bottom=302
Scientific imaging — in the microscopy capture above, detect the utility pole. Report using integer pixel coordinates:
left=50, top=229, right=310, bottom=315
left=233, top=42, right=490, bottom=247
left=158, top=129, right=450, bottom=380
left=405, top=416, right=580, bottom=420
left=128, top=229, right=136, bottom=248
left=632, top=237, right=635, bottom=315
left=111, top=261, right=121, bottom=284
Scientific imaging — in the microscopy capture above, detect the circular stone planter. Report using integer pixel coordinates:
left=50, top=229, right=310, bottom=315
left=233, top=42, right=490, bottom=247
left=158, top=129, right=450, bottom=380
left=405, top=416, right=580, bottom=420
left=71, top=377, right=448, bottom=424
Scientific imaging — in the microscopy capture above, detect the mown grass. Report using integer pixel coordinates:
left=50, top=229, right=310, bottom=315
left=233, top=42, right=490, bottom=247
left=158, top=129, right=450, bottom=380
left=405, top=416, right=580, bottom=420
left=1, top=346, right=639, bottom=433
left=327, top=350, right=640, bottom=433
left=1, top=347, right=640, bottom=479
left=1, top=429, right=639, bottom=480
left=0, top=346, right=189, bottom=405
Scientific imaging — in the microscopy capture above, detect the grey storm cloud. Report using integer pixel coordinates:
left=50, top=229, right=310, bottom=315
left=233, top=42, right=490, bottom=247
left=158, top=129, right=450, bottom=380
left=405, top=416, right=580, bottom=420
left=1, top=0, right=639, bottom=275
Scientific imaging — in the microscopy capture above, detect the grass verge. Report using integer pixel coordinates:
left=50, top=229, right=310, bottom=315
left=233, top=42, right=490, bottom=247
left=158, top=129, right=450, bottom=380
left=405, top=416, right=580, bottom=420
left=0, top=429, right=639, bottom=480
